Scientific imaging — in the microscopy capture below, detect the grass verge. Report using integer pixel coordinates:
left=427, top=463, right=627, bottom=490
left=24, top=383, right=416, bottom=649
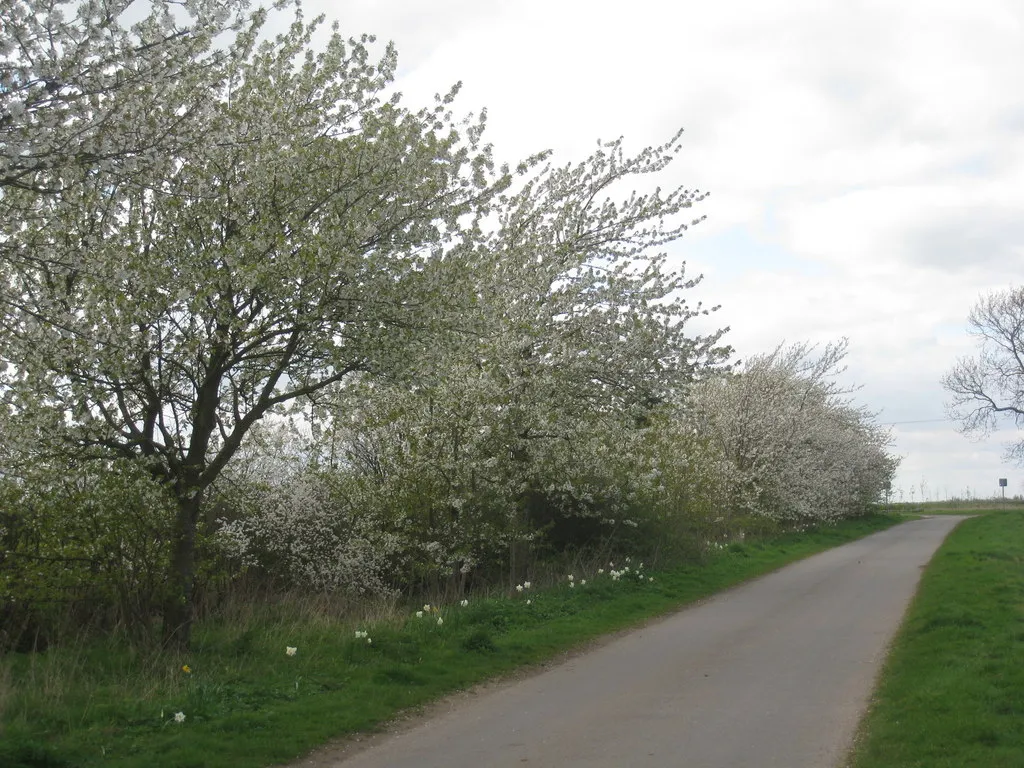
left=848, top=510, right=1024, bottom=768
left=2, top=513, right=903, bottom=768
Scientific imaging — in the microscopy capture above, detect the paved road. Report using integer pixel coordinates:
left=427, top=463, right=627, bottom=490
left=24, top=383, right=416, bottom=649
left=301, top=516, right=965, bottom=768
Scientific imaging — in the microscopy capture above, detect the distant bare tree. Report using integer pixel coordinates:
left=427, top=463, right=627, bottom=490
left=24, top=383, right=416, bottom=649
left=943, top=286, right=1024, bottom=464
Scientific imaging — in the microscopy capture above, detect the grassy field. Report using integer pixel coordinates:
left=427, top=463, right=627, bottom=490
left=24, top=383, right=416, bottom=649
left=888, top=499, right=1024, bottom=514
left=849, top=509, right=1024, bottom=767
left=0, top=514, right=904, bottom=768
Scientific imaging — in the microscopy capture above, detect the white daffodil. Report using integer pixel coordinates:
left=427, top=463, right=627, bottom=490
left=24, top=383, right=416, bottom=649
left=516, top=584, right=523, bottom=592
left=460, top=599, right=469, bottom=607
left=523, top=581, right=532, bottom=589
left=174, top=711, right=186, bottom=723
left=415, top=611, right=424, bottom=618
left=436, top=617, right=444, bottom=626
left=285, top=646, right=297, bottom=656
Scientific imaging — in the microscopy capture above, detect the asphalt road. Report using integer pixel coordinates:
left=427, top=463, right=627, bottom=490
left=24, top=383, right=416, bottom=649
left=301, top=516, right=966, bottom=768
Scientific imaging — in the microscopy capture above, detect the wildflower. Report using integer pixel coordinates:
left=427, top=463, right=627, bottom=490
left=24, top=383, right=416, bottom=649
left=597, top=568, right=604, bottom=574
left=460, top=599, right=469, bottom=607
left=649, top=577, right=655, bottom=582
left=567, top=574, right=574, bottom=582
left=437, top=617, right=444, bottom=626
left=569, top=582, right=575, bottom=589
left=286, top=646, right=297, bottom=656
left=526, top=599, right=532, bottom=605
left=423, top=604, right=431, bottom=612
left=516, top=584, right=523, bottom=592
left=523, top=581, right=532, bottom=589
left=366, top=637, right=372, bottom=645
left=181, top=665, right=191, bottom=674
left=174, top=711, right=186, bottom=723
left=415, top=611, right=424, bottom=618
left=354, top=630, right=367, bottom=639
left=581, top=579, right=587, bottom=586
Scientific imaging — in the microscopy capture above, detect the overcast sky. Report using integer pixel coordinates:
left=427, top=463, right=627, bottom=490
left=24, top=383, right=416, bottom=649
left=302, top=0, right=1023, bottom=501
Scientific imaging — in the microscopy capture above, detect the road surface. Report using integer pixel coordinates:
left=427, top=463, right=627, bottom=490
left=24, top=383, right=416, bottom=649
left=297, top=515, right=965, bottom=768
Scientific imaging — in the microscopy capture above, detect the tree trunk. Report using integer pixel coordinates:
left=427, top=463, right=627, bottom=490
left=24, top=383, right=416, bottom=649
left=162, top=490, right=203, bottom=650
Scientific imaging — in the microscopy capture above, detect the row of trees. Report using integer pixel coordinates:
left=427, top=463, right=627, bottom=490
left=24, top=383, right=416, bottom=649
left=0, top=0, right=897, bottom=650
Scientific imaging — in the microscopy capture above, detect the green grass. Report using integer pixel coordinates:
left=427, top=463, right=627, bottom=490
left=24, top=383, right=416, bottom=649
left=849, top=511, right=1024, bottom=768
left=890, top=501, right=1024, bottom=515
left=1, top=513, right=904, bottom=768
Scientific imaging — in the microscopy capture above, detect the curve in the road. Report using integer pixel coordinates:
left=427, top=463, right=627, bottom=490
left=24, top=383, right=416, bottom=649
left=293, top=515, right=966, bottom=768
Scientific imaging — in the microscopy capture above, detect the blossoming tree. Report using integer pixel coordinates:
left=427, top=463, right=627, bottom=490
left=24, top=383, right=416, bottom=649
left=1, top=0, right=252, bottom=195
left=688, top=341, right=897, bottom=522
left=0, top=8, right=501, bottom=647
left=281, top=135, right=732, bottom=579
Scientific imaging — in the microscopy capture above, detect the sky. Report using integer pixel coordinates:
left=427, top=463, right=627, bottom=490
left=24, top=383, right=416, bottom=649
left=298, top=0, right=1024, bottom=501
